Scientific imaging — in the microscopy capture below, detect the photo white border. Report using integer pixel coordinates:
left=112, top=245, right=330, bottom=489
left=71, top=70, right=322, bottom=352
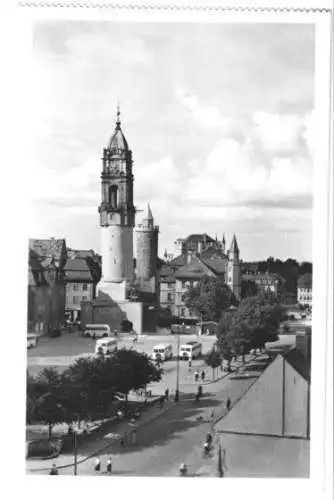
left=0, top=2, right=332, bottom=500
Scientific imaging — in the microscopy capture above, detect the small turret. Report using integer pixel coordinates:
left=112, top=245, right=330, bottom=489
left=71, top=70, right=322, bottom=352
left=222, top=233, right=226, bottom=254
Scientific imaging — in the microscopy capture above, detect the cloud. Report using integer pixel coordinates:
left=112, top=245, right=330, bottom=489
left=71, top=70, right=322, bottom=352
left=251, top=111, right=307, bottom=157
left=183, top=111, right=313, bottom=215
left=135, top=156, right=180, bottom=202
left=175, top=86, right=228, bottom=129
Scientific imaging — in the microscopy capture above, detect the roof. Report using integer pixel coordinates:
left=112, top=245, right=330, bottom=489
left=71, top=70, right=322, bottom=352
left=183, top=233, right=216, bottom=245
left=144, top=203, right=153, bottom=220
left=202, top=258, right=226, bottom=275
left=283, top=348, right=310, bottom=381
left=200, top=247, right=225, bottom=259
left=169, top=254, right=187, bottom=267
left=64, top=258, right=93, bottom=281
left=108, top=110, right=129, bottom=152
left=174, top=257, right=216, bottom=280
left=297, top=273, right=312, bottom=288
left=29, top=238, right=66, bottom=262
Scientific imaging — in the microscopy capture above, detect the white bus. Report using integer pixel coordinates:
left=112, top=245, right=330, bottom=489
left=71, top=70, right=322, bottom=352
left=95, top=337, right=118, bottom=355
left=83, top=324, right=111, bottom=338
left=179, top=341, right=202, bottom=360
left=152, top=344, right=173, bottom=362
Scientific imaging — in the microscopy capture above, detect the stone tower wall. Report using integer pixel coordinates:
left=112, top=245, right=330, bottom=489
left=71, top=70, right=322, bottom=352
left=136, top=226, right=158, bottom=281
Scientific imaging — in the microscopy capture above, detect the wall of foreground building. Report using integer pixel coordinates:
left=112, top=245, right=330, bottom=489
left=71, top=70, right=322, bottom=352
left=217, top=355, right=309, bottom=438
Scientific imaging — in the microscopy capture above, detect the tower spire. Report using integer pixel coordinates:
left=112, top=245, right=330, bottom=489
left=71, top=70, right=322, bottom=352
left=116, top=102, right=121, bottom=128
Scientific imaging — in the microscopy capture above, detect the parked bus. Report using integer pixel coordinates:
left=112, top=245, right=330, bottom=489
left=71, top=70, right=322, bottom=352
left=83, top=324, right=111, bottom=338
left=179, top=341, right=202, bottom=360
left=151, top=344, right=173, bottom=362
left=95, top=337, right=118, bottom=355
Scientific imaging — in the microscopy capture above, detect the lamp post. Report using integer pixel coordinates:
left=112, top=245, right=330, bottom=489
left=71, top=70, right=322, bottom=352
left=175, top=323, right=183, bottom=402
left=73, top=430, right=78, bottom=476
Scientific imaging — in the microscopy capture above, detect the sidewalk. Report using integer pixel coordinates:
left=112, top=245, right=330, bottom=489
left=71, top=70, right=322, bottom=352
left=26, top=397, right=175, bottom=473
left=182, top=353, right=260, bottom=386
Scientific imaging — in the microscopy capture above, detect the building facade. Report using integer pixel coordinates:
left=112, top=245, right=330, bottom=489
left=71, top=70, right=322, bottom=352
left=64, top=252, right=101, bottom=322
left=242, top=271, right=283, bottom=297
left=297, top=274, right=312, bottom=307
left=159, top=233, right=241, bottom=317
left=28, top=238, right=67, bottom=334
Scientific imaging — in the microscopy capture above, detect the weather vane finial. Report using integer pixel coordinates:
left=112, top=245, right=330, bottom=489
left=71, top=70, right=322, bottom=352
left=116, top=102, right=121, bottom=127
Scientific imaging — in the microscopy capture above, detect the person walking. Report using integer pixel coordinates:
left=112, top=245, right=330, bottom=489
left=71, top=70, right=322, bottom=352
left=165, top=388, right=169, bottom=400
left=201, top=370, right=205, bottom=382
left=194, top=370, right=199, bottom=382
left=49, top=463, right=59, bottom=475
left=106, top=457, right=112, bottom=474
left=226, top=397, right=231, bottom=412
left=94, top=457, right=101, bottom=473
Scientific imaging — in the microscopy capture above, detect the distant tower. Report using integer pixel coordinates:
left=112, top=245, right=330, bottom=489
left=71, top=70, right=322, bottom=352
left=174, top=238, right=184, bottom=256
left=227, top=234, right=241, bottom=300
left=97, top=106, right=135, bottom=300
left=222, top=234, right=226, bottom=254
left=135, top=203, right=159, bottom=291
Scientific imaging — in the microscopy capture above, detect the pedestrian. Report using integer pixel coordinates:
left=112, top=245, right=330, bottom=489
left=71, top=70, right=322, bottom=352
left=106, top=457, right=112, bottom=473
left=194, top=371, right=199, bottom=382
left=131, top=430, right=137, bottom=445
left=201, top=370, right=205, bottom=382
left=49, top=463, right=59, bottom=475
left=188, top=359, right=192, bottom=368
left=165, top=388, right=169, bottom=400
left=226, top=397, right=231, bottom=412
left=94, top=457, right=101, bottom=472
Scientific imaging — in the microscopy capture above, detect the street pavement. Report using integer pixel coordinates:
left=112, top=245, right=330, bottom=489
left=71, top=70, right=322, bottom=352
left=27, top=353, right=262, bottom=477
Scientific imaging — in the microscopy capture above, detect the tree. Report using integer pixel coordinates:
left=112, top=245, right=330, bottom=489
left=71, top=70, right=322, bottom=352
left=217, top=294, right=284, bottom=360
left=62, top=355, right=118, bottom=423
left=109, top=348, right=162, bottom=405
left=204, top=348, right=222, bottom=380
left=184, top=277, right=237, bottom=322
left=31, top=368, right=65, bottom=438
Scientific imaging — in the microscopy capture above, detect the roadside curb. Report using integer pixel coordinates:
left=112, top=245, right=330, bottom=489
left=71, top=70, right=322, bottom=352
left=26, top=401, right=175, bottom=473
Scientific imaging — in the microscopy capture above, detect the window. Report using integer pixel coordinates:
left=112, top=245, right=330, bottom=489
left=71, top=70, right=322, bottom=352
left=82, top=283, right=88, bottom=291
left=167, top=283, right=173, bottom=289
left=72, top=296, right=80, bottom=305
left=82, top=296, right=87, bottom=302
left=109, top=185, right=118, bottom=208
left=167, top=293, right=172, bottom=301
left=73, top=283, right=81, bottom=292
left=181, top=294, right=186, bottom=302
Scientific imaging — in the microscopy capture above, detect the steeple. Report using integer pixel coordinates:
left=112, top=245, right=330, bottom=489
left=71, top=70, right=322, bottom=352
left=229, top=234, right=239, bottom=255
left=144, top=202, right=153, bottom=221
left=108, top=104, right=129, bottom=152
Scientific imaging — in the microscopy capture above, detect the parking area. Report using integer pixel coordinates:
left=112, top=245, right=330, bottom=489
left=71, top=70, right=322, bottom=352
left=27, top=331, right=217, bottom=380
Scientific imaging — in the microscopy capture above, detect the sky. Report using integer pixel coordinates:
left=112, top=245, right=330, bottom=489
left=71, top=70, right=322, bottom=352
left=31, top=21, right=315, bottom=262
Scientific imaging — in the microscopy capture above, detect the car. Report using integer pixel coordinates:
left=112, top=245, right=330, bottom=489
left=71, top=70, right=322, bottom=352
left=27, top=333, right=39, bottom=349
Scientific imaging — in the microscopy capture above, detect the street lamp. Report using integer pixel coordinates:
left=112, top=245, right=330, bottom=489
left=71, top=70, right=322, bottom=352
left=175, top=323, right=183, bottom=402
left=73, top=430, right=78, bottom=476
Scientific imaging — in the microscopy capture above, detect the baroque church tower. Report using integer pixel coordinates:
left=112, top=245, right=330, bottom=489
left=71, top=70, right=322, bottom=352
left=97, top=107, right=136, bottom=301
left=227, top=234, right=241, bottom=300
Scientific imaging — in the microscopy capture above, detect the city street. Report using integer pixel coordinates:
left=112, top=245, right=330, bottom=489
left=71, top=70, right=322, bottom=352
left=27, top=347, right=277, bottom=477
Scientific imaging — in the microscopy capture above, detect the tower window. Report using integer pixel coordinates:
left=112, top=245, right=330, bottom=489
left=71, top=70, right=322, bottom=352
left=109, top=185, right=118, bottom=208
